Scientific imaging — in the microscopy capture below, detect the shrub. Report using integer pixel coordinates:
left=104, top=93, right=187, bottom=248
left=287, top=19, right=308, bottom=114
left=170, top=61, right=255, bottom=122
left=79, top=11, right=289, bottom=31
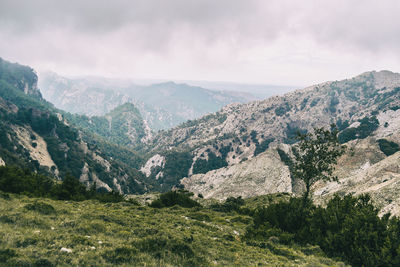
left=192, top=152, right=228, bottom=174
left=378, top=139, right=400, bottom=156
left=34, top=259, right=54, bottom=267
left=150, top=190, right=201, bottom=208
left=52, top=174, right=89, bottom=201
left=338, top=116, right=379, bottom=143
left=0, top=166, right=126, bottom=203
left=275, top=102, right=291, bottom=116
left=254, top=138, right=274, bottom=156
left=156, top=151, right=193, bottom=190
left=24, top=201, right=56, bottom=215
left=0, top=166, right=54, bottom=197
left=328, top=96, right=339, bottom=113
left=246, top=194, right=400, bottom=266
left=0, top=248, right=17, bottom=263
left=103, top=247, right=138, bottom=264
left=132, top=235, right=203, bottom=265
left=211, top=196, right=245, bottom=213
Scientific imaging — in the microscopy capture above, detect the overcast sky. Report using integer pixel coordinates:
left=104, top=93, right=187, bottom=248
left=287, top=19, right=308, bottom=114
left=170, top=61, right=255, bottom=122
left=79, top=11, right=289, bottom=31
left=1, top=0, right=399, bottom=87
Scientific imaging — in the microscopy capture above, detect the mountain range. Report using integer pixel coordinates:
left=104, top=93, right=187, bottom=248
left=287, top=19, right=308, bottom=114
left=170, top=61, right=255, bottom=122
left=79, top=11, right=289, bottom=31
left=1, top=57, right=400, bottom=215
left=39, top=72, right=258, bottom=131
left=141, top=70, right=400, bottom=214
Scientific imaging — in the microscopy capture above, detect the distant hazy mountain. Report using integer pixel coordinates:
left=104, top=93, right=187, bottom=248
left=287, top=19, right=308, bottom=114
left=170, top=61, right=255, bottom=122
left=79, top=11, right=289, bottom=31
left=38, top=72, right=258, bottom=130
left=176, top=80, right=295, bottom=98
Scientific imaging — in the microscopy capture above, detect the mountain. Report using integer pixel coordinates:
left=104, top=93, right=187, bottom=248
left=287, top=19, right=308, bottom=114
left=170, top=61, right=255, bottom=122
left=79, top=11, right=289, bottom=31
left=3, top=56, right=400, bottom=215
left=67, top=103, right=152, bottom=147
left=177, top=80, right=295, bottom=98
left=0, top=57, right=152, bottom=194
left=38, top=72, right=258, bottom=130
left=141, top=71, right=400, bottom=213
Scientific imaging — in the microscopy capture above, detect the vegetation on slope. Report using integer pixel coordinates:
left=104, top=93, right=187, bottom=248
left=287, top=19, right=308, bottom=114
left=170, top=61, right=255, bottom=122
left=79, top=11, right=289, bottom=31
left=67, top=103, right=147, bottom=148
left=0, top=192, right=344, bottom=266
left=245, top=194, right=400, bottom=266
left=0, top=166, right=125, bottom=202
left=2, top=163, right=400, bottom=266
left=377, top=139, right=400, bottom=156
left=0, top=57, right=152, bottom=194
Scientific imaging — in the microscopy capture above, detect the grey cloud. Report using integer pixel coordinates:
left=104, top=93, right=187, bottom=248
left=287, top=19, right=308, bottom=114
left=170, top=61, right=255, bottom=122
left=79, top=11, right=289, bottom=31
left=1, top=0, right=399, bottom=51
left=296, top=0, right=400, bottom=53
left=0, top=0, right=399, bottom=85
left=0, top=1, right=260, bottom=34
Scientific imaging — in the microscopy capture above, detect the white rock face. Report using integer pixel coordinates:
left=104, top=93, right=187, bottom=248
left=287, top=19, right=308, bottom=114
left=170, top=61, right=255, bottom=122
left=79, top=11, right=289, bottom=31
left=79, top=162, right=112, bottom=192
left=12, top=125, right=59, bottom=175
left=92, top=173, right=112, bottom=192
left=141, top=119, right=153, bottom=143
left=0, top=157, right=5, bottom=166
left=313, top=134, right=400, bottom=216
left=113, top=178, right=123, bottom=193
left=315, top=151, right=400, bottom=216
left=376, top=109, right=400, bottom=138
left=79, top=163, right=90, bottom=184
left=181, top=148, right=292, bottom=200
left=140, top=154, right=165, bottom=177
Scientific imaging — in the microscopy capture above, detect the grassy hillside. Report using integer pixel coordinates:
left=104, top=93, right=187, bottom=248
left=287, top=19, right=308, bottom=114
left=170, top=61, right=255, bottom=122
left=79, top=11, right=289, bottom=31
left=0, top=193, right=344, bottom=266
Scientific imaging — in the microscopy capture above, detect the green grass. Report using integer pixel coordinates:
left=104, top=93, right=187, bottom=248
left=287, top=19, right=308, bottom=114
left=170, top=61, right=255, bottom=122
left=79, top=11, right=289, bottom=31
left=0, top=193, right=345, bottom=266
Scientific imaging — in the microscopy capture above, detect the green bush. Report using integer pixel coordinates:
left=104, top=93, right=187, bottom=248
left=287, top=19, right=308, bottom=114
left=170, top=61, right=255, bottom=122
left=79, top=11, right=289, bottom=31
left=378, top=139, right=400, bottom=156
left=0, top=248, right=17, bottom=263
left=0, top=166, right=126, bottom=203
left=246, top=194, right=400, bottom=266
left=338, top=116, right=379, bottom=143
left=154, top=151, right=193, bottom=191
left=254, top=138, right=274, bottom=156
left=0, top=166, right=54, bottom=197
left=275, top=102, right=291, bottom=116
left=33, top=258, right=54, bottom=267
left=131, top=235, right=206, bottom=265
left=24, top=201, right=56, bottom=215
left=211, top=196, right=245, bottom=213
left=103, top=247, right=138, bottom=264
left=150, top=190, right=201, bottom=208
left=192, top=151, right=228, bottom=174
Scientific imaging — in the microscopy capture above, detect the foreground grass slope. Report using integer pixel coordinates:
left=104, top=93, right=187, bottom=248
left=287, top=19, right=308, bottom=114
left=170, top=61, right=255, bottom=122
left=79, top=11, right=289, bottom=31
left=0, top=193, right=343, bottom=266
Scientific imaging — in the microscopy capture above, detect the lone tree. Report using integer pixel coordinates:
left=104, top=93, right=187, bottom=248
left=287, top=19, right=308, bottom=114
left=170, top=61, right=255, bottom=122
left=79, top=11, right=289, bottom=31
left=292, top=125, right=346, bottom=201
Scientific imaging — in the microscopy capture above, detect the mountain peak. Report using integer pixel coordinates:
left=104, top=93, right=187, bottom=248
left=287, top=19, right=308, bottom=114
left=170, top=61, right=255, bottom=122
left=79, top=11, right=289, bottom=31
left=0, top=57, right=42, bottom=99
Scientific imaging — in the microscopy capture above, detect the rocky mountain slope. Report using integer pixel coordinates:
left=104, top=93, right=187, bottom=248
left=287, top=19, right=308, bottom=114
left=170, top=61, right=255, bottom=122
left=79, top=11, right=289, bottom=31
left=142, top=71, right=400, bottom=213
left=150, top=71, right=400, bottom=152
left=39, top=72, right=257, bottom=130
left=0, top=57, right=153, bottom=194
left=67, top=103, right=152, bottom=147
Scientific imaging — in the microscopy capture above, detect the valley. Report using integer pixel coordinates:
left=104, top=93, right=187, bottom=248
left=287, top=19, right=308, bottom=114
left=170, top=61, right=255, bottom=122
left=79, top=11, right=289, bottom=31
left=1, top=56, right=400, bottom=266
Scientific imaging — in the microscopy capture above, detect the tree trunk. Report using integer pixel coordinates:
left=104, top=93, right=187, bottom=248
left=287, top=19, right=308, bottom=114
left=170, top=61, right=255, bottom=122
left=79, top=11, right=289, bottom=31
left=302, top=182, right=311, bottom=207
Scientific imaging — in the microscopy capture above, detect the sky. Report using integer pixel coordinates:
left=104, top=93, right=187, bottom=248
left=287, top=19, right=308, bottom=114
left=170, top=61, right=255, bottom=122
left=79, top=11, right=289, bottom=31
left=1, top=0, right=400, bottom=87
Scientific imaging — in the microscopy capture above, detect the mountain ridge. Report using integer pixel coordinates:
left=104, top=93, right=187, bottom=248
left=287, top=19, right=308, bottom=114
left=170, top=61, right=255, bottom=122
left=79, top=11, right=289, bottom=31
left=38, top=72, right=258, bottom=130
left=139, top=70, right=400, bottom=213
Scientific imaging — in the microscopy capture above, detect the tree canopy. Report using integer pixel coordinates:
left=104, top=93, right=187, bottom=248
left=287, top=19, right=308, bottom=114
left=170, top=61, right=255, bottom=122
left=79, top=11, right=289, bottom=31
left=292, top=125, right=346, bottom=200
